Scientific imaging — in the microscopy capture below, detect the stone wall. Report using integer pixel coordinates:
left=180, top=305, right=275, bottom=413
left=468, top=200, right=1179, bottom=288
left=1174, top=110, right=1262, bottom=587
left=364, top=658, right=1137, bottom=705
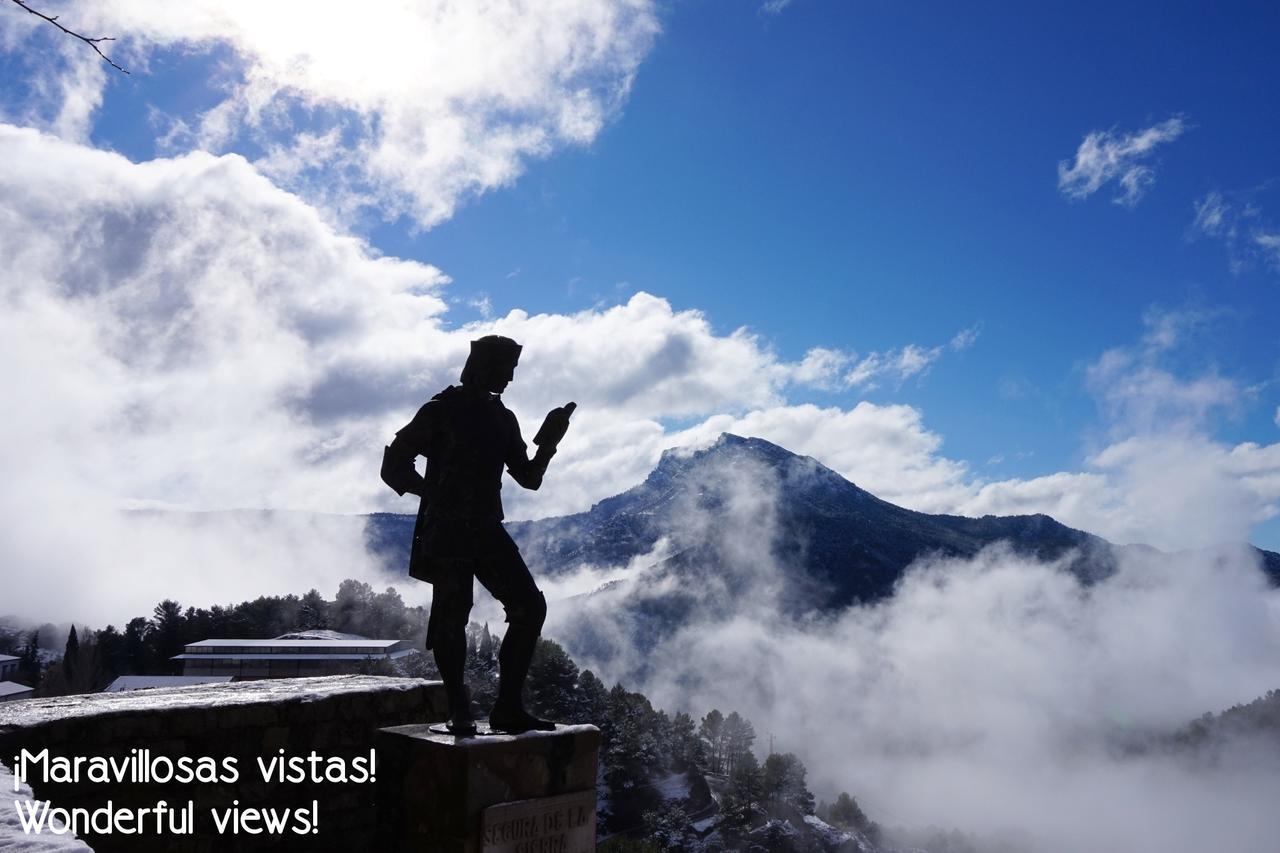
left=0, top=675, right=447, bottom=851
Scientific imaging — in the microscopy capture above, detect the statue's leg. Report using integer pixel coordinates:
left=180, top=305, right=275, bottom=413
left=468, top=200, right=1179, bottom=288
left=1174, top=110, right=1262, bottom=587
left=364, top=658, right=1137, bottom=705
left=475, top=524, right=553, bottom=733
left=494, top=592, right=546, bottom=708
left=426, top=564, right=476, bottom=733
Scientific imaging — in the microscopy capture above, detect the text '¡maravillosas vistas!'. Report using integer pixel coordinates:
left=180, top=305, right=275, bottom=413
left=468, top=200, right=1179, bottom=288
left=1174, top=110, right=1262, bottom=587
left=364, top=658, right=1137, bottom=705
left=10, top=747, right=377, bottom=788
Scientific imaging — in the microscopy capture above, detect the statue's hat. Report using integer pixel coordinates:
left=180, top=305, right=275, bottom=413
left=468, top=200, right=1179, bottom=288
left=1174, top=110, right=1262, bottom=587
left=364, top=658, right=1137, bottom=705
left=469, top=335, right=522, bottom=365
left=461, top=335, right=522, bottom=385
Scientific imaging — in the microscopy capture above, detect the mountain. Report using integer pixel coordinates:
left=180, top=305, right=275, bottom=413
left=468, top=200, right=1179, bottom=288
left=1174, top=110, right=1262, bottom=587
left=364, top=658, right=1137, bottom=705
left=366, top=433, right=1280, bottom=610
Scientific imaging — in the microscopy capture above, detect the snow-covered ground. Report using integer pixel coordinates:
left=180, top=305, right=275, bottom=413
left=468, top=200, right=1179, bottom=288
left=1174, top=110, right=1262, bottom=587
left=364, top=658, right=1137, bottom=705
left=652, top=770, right=692, bottom=802
left=0, top=763, right=92, bottom=851
left=0, top=674, right=426, bottom=728
left=274, top=630, right=369, bottom=641
left=691, top=815, right=717, bottom=832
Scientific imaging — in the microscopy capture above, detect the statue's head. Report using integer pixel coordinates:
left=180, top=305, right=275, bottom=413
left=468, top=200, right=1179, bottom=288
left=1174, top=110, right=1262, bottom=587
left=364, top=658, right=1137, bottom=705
left=460, top=335, right=522, bottom=394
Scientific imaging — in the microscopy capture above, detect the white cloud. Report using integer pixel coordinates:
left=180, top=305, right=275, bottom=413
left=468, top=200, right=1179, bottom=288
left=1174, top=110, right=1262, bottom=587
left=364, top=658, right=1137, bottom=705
left=949, top=323, right=981, bottom=351
left=1193, top=190, right=1232, bottom=237
left=1257, top=231, right=1280, bottom=267
left=789, top=347, right=852, bottom=390
left=760, top=0, right=797, bottom=14
left=1088, top=307, right=1239, bottom=436
left=1189, top=190, right=1280, bottom=273
left=1138, top=304, right=1208, bottom=353
left=1088, top=353, right=1239, bottom=436
left=467, top=294, right=495, bottom=319
left=489, top=294, right=791, bottom=421
left=845, top=343, right=941, bottom=390
left=1057, top=117, right=1186, bottom=207
left=745, top=328, right=977, bottom=395
left=960, top=436, right=1278, bottom=551
left=0, top=124, right=446, bottom=619
left=0, top=0, right=661, bottom=229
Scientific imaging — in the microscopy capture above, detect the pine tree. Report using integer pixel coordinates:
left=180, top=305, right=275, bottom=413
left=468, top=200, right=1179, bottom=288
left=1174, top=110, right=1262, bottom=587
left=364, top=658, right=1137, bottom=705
left=722, top=750, right=763, bottom=818
left=574, top=669, right=608, bottom=725
left=151, top=600, right=186, bottom=673
left=64, top=626, right=80, bottom=680
left=721, top=711, right=756, bottom=777
left=37, top=629, right=106, bottom=697
left=463, top=623, right=498, bottom=711
left=333, top=579, right=374, bottom=635
left=826, top=791, right=875, bottom=836
left=665, top=710, right=704, bottom=770
left=526, top=638, right=579, bottom=720
left=207, top=604, right=235, bottom=637
left=299, top=589, right=330, bottom=629
left=96, top=625, right=124, bottom=684
left=368, top=587, right=408, bottom=638
left=602, top=684, right=662, bottom=792
left=18, top=630, right=41, bottom=686
left=761, top=752, right=815, bottom=814
left=698, top=709, right=725, bottom=773
left=122, top=617, right=151, bottom=673
left=478, top=623, right=495, bottom=662
left=641, top=804, right=696, bottom=852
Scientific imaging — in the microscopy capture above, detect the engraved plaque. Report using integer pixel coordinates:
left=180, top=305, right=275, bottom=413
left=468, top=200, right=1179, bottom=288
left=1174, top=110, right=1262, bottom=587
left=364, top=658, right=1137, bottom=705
left=480, top=789, right=596, bottom=853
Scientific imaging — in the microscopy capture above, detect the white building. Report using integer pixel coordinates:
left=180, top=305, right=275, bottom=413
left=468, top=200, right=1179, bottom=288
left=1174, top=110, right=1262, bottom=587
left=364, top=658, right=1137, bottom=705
left=0, top=654, right=18, bottom=682
left=0, top=681, right=33, bottom=703
left=171, top=632, right=413, bottom=679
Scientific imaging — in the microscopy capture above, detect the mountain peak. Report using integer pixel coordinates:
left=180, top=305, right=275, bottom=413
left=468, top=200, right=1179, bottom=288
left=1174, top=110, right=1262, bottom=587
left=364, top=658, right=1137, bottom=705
left=655, top=433, right=798, bottom=471
left=500, top=432, right=1129, bottom=606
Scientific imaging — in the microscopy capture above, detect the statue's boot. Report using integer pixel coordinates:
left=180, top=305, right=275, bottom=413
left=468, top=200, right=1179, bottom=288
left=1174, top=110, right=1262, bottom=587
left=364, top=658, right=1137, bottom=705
left=443, top=695, right=477, bottom=736
left=488, top=705, right=555, bottom=734
left=433, top=631, right=477, bottom=736
left=488, top=624, right=555, bottom=734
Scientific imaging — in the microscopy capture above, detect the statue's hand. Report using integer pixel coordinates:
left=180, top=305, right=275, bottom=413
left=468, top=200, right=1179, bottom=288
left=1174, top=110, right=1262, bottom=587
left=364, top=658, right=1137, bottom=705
left=533, top=401, right=576, bottom=448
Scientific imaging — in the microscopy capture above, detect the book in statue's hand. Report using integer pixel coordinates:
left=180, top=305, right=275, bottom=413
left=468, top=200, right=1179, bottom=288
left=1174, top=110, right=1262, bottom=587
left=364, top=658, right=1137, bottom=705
left=534, top=401, right=577, bottom=447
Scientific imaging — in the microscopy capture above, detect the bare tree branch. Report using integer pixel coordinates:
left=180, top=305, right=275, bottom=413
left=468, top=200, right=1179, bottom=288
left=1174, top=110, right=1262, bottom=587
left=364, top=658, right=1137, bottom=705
left=7, top=0, right=129, bottom=74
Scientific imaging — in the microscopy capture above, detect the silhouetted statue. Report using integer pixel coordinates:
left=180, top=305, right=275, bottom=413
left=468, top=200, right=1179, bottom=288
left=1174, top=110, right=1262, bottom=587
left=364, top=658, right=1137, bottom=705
left=381, top=335, right=575, bottom=735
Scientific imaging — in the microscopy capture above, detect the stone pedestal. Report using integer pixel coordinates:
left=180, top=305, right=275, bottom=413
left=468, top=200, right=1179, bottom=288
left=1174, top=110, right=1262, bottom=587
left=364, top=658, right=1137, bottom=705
left=375, top=723, right=600, bottom=853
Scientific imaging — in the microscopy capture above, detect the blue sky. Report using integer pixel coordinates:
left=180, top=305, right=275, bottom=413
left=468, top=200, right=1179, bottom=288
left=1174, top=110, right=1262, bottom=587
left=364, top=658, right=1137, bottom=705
left=2, top=0, right=1279, bottom=607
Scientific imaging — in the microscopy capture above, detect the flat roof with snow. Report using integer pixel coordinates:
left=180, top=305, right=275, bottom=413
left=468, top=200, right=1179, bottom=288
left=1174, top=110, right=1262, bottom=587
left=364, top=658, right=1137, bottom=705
left=0, top=682, right=33, bottom=698
left=172, top=651, right=415, bottom=662
left=183, top=639, right=403, bottom=652
left=0, top=654, right=19, bottom=663
left=187, top=638, right=401, bottom=648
